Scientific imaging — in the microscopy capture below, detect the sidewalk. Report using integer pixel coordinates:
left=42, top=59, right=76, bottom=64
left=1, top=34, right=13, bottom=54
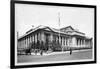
left=31, top=49, right=92, bottom=56
left=43, top=49, right=92, bottom=56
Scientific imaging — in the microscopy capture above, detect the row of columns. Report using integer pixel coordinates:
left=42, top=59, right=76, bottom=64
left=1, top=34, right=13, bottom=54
left=18, top=32, right=44, bottom=49
left=50, top=34, right=70, bottom=46
left=50, top=35, right=92, bottom=48
left=18, top=31, right=92, bottom=49
left=72, top=37, right=92, bottom=48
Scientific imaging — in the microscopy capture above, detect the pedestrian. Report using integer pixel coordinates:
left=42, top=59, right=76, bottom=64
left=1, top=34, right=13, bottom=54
left=40, top=50, right=43, bottom=56
left=35, top=50, right=37, bottom=55
left=70, top=48, right=72, bottom=55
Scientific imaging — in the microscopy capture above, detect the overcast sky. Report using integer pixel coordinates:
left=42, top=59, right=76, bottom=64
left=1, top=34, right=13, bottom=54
left=15, top=3, right=94, bottom=37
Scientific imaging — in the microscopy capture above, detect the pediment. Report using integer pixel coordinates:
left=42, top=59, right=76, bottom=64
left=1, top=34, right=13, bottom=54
left=44, top=28, right=51, bottom=31
left=43, top=27, right=53, bottom=32
left=66, top=27, right=74, bottom=31
left=60, top=26, right=74, bottom=32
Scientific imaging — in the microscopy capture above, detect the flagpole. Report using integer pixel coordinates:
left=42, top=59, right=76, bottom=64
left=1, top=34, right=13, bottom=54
left=58, top=12, right=60, bottom=43
left=58, top=12, right=63, bottom=51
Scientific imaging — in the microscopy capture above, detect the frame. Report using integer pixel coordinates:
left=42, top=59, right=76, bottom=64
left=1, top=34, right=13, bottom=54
left=10, top=0, right=97, bottom=69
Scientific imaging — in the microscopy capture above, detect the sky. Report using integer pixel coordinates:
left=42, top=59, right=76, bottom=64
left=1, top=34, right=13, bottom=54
left=15, top=3, right=94, bottom=37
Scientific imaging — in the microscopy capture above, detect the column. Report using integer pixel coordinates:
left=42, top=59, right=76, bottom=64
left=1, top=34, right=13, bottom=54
left=29, top=36, right=30, bottom=44
left=29, top=35, right=31, bottom=44
left=59, top=36, right=61, bottom=44
left=28, top=35, right=30, bottom=45
left=88, top=40, right=90, bottom=48
left=27, top=37, right=28, bottom=47
left=25, top=37, right=27, bottom=48
left=78, top=39, right=80, bottom=47
left=65, top=38, right=66, bottom=46
left=26, top=37, right=27, bottom=48
left=63, top=37, right=65, bottom=46
left=31, top=35, right=32, bottom=42
left=34, top=34, right=36, bottom=42
left=69, top=37, right=72, bottom=47
left=62, top=37, right=64, bottom=51
left=20, top=40, right=22, bottom=48
left=79, top=39, right=81, bottom=48
left=21, top=40, right=22, bottom=48
left=24, top=38, right=26, bottom=48
left=22, top=39, right=24, bottom=48
left=21, top=40, right=23, bottom=48
left=76, top=39, right=78, bottom=47
left=60, top=36, right=61, bottom=44
left=80, top=39, right=82, bottom=47
left=82, top=40, right=84, bottom=47
left=50, top=33, right=53, bottom=42
left=28, top=37, right=29, bottom=46
left=67, top=38, right=70, bottom=47
left=41, top=32, right=45, bottom=42
left=32, top=34, right=34, bottom=42
left=38, top=33, right=41, bottom=42
left=35, top=34, right=37, bottom=43
left=77, top=39, right=79, bottom=47
left=87, top=40, right=88, bottom=47
left=23, top=38, right=25, bottom=48
left=22, top=40, right=24, bottom=48
left=62, top=37, right=64, bottom=46
left=80, top=39, right=82, bottom=48
left=66, top=38, right=68, bottom=46
left=18, top=41, right=20, bottom=48
left=57, top=36, right=58, bottom=42
left=63, top=38, right=65, bottom=46
left=85, top=40, right=87, bottom=47
left=37, top=33, right=38, bottom=41
left=55, top=36, right=57, bottom=42
left=20, top=40, right=21, bottom=48
left=24, top=38, right=26, bottom=49
left=22, top=39, right=23, bottom=48
left=83, top=39, right=85, bottom=47
left=86, top=40, right=88, bottom=47
left=72, top=37, right=77, bottom=47
left=90, top=39, right=92, bottom=48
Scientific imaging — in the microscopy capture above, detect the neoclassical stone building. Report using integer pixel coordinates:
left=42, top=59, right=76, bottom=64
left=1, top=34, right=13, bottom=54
left=17, top=25, right=92, bottom=51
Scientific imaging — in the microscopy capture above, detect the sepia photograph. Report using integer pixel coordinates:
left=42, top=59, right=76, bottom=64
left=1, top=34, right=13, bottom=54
left=11, top=0, right=96, bottom=68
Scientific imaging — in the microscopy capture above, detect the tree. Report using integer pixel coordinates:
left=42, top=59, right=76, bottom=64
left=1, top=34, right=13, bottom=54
left=36, top=40, right=40, bottom=49
left=40, top=41, right=44, bottom=50
left=51, top=40, right=62, bottom=51
left=31, top=41, right=35, bottom=49
left=25, top=42, right=32, bottom=55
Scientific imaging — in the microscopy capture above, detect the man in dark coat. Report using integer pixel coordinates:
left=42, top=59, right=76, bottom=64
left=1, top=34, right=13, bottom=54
left=70, top=48, right=72, bottom=55
left=40, top=50, right=43, bottom=56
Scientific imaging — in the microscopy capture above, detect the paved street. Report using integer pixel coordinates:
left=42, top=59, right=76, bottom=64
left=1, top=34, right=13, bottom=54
left=18, top=49, right=93, bottom=63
